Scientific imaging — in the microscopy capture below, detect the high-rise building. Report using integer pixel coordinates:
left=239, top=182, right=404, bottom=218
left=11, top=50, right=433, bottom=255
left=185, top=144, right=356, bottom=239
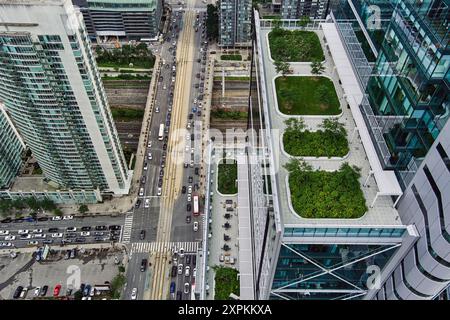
left=246, top=0, right=449, bottom=300
left=219, top=0, right=252, bottom=46
left=280, top=0, right=332, bottom=19
left=0, top=0, right=131, bottom=197
left=72, top=0, right=163, bottom=41
left=0, top=104, right=25, bottom=189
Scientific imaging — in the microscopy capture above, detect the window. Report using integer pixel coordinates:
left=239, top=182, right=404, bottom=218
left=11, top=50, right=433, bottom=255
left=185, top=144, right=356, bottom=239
left=436, top=143, right=450, bottom=172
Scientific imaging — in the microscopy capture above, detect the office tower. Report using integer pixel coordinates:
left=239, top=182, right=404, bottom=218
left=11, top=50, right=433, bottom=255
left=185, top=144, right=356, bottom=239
left=0, top=104, right=25, bottom=189
left=72, top=0, right=164, bottom=41
left=280, top=0, right=332, bottom=19
left=219, top=0, right=252, bottom=46
left=0, top=0, right=131, bottom=196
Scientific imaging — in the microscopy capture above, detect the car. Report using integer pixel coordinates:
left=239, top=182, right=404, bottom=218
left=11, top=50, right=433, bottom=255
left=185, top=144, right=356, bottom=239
left=141, top=259, right=148, bottom=272
left=182, top=186, right=186, bottom=194
left=184, top=162, right=188, bottom=168
left=0, top=242, right=12, bottom=247
left=187, top=195, right=191, bottom=202
left=178, top=264, right=183, bottom=275
left=51, top=216, right=62, bottom=221
left=94, top=236, right=103, bottom=242
left=70, top=249, right=76, bottom=259
left=81, top=226, right=91, bottom=232
left=143, top=163, right=148, bottom=171
left=163, top=143, right=167, bottom=150
left=157, top=188, right=162, bottom=196
left=158, top=178, right=163, bottom=187
left=197, top=110, right=202, bottom=116
left=185, top=265, right=190, bottom=277
left=5, top=235, right=15, bottom=241
left=186, top=122, right=191, bottom=129
left=135, top=199, right=141, bottom=208
left=95, top=225, right=107, bottom=231
left=80, top=231, right=90, bottom=237
left=193, top=267, right=197, bottom=278
left=176, top=290, right=182, bottom=300
left=186, top=203, right=191, bottom=211
left=193, top=221, right=198, bottom=232
left=13, top=286, right=23, bottom=299
left=65, top=233, right=76, bottom=238
left=109, top=225, right=121, bottom=231
left=1, top=217, right=12, bottom=224
left=170, top=282, right=176, bottom=294
left=20, top=234, right=32, bottom=239
left=89, top=286, right=95, bottom=297
left=33, top=234, right=46, bottom=239
left=141, top=176, right=146, bottom=184
left=66, top=227, right=77, bottom=232
left=148, top=152, right=152, bottom=160
left=155, top=107, right=160, bottom=113
left=186, top=255, right=191, bottom=265
left=37, top=217, right=48, bottom=222
left=161, top=160, right=165, bottom=168
left=188, top=186, right=192, bottom=194
left=171, top=265, right=178, bottom=277
left=53, top=284, right=61, bottom=297
left=32, top=229, right=43, bottom=233
left=179, top=248, right=185, bottom=258
left=140, top=230, right=146, bottom=240
left=195, top=167, right=199, bottom=175
left=139, top=187, right=144, bottom=196
left=27, top=241, right=39, bottom=246
left=48, top=227, right=59, bottom=233
left=43, top=239, right=53, bottom=244
left=160, top=169, right=164, bottom=177
left=184, top=283, right=190, bottom=294
left=144, top=198, right=150, bottom=208
left=93, top=231, right=103, bottom=236
left=188, top=176, right=193, bottom=183
left=147, top=141, right=152, bottom=148
left=188, top=113, right=193, bottom=120
left=75, top=237, right=86, bottom=243
left=131, top=288, right=138, bottom=300
left=18, top=229, right=29, bottom=235
left=34, top=287, right=41, bottom=296
left=190, top=160, right=194, bottom=168
left=40, top=285, right=48, bottom=296
left=186, top=215, right=191, bottom=224
left=51, top=233, right=63, bottom=238
left=63, top=215, right=73, bottom=220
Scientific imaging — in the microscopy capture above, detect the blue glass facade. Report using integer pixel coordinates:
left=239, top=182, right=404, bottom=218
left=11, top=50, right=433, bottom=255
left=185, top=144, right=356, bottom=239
left=270, top=242, right=399, bottom=300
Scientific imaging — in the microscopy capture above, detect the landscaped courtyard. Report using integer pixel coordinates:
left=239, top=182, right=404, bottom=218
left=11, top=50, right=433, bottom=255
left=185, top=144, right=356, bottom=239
left=275, top=76, right=340, bottom=115
left=213, top=266, right=240, bottom=300
left=283, top=118, right=349, bottom=157
left=285, top=160, right=367, bottom=219
left=268, top=28, right=324, bottom=62
left=217, top=159, right=238, bottom=194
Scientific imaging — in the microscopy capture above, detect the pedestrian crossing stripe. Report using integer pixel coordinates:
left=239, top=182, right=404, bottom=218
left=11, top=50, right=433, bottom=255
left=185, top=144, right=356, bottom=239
left=131, top=241, right=199, bottom=253
left=121, top=214, right=134, bottom=244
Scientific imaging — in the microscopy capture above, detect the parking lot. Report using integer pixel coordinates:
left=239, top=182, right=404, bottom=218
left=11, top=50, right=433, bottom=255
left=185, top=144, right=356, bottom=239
left=0, top=245, right=125, bottom=300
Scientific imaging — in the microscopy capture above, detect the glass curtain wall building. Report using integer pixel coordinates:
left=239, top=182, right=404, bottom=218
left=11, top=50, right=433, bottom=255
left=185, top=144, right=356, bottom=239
left=219, top=0, right=252, bottom=46
left=280, top=0, right=332, bottom=19
left=72, top=0, right=163, bottom=41
left=0, top=0, right=131, bottom=197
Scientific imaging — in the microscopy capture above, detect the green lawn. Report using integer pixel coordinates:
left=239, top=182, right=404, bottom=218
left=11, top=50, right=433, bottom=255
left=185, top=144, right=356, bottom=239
left=211, top=109, right=248, bottom=120
left=103, top=80, right=150, bottom=89
left=286, top=161, right=367, bottom=219
left=275, top=76, right=340, bottom=115
left=111, top=108, right=144, bottom=121
left=213, top=76, right=250, bottom=81
left=214, top=267, right=240, bottom=300
left=220, top=54, right=242, bottom=61
left=217, top=159, right=238, bottom=194
left=283, top=130, right=349, bottom=157
left=268, top=29, right=324, bottom=62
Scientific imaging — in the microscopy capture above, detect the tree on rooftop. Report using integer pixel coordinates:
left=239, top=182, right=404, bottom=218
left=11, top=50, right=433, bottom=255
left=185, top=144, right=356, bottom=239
left=311, top=59, right=325, bottom=75
left=274, top=60, right=292, bottom=77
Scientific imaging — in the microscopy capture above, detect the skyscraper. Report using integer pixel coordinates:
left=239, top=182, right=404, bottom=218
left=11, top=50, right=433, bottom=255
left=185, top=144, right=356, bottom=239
left=0, top=0, right=131, bottom=197
left=280, top=0, right=332, bottom=19
left=72, top=0, right=164, bottom=41
left=219, top=0, right=252, bottom=46
left=247, top=0, right=449, bottom=299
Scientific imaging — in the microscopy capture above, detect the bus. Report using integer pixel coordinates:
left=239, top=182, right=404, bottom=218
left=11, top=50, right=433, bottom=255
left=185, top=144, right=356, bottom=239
left=158, top=124, right=164, bottom=141
left=193, top=195, right=199, bottom=216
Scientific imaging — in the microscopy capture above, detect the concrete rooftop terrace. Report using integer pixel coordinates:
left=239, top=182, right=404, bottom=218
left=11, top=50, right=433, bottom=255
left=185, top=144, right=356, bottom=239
left=255, top=13, right=403, bottom=227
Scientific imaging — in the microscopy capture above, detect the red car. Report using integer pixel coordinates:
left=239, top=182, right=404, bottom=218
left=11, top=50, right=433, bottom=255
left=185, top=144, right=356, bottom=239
left=53, top=284, right=61, bottom=297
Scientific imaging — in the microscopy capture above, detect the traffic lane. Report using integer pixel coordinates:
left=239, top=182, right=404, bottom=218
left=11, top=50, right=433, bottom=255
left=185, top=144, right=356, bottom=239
left=124, top=252, right=147, bottom=300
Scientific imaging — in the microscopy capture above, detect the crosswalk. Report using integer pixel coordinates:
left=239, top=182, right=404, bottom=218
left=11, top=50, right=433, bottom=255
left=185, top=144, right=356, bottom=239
left=121, top=214, right=134, bottom=244
left=131, top=241, right=200, bottom=253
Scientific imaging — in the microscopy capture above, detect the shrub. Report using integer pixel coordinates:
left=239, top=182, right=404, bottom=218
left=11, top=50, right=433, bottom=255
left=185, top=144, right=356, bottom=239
left=213, top=266, right=239, bottom=300
left=269, top=29, right=324, bottom=62
left=218, top=160, right=238, bottom=194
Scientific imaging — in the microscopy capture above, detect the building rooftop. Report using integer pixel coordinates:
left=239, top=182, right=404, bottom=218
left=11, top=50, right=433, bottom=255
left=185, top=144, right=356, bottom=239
left=254, top=13, right=403, bottom=227
left=10, top=176, right=58, bottom=192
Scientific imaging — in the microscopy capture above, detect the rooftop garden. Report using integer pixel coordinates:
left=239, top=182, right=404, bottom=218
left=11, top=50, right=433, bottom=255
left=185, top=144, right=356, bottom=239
left=213, top=266, right=240, bottom=300
left=111, top=107, right=144, bottom=121
left=285, top=159, right=367, bottom=219
left=283, top=118, right=349, bottom=157
left=221, top=54, right=242, bottom=61
left=268, top=27, right=324, bottom=62
left=217, top=159, right=238, bottom=194
left=211, top=109, right=248, bottom=120
left=275, top=76, right=341, bottom=115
